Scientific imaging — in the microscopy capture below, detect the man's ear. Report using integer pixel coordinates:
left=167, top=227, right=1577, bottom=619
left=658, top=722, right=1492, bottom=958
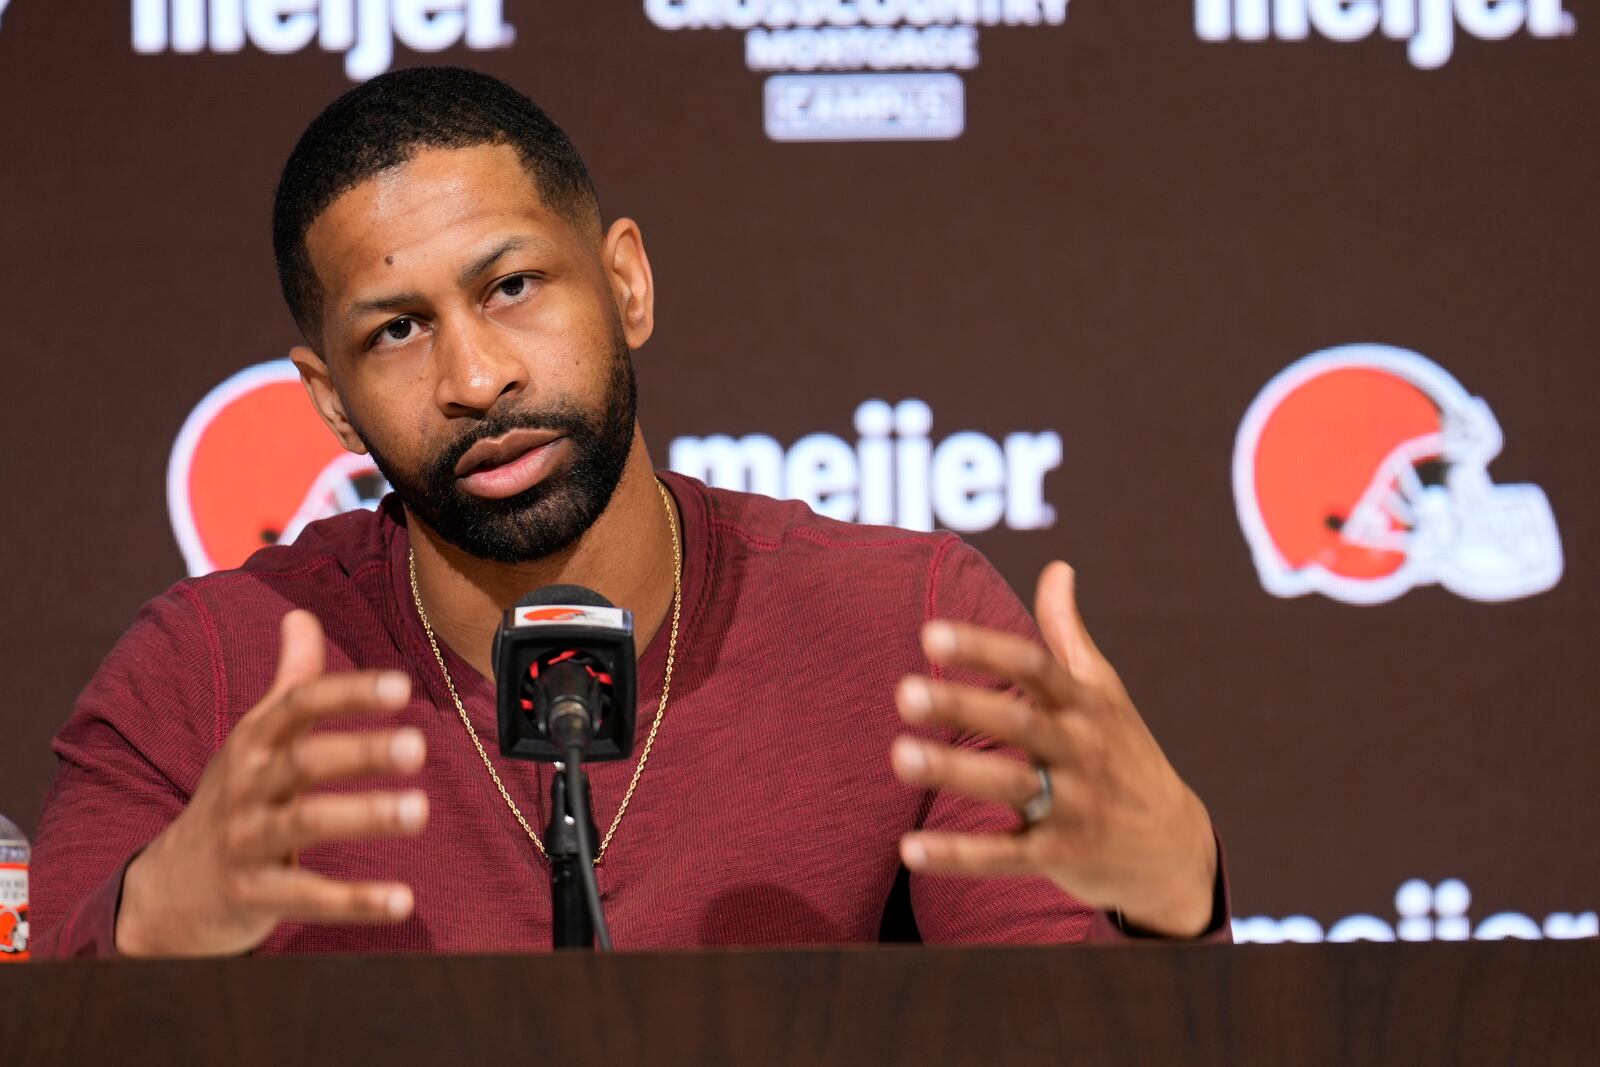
left=603, top=217, right=655, bottom=350
left=290, top=345, right=368, bottom=455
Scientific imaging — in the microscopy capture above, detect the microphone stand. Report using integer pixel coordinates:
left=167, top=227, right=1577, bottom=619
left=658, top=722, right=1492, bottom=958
left=545, top=762, right=599, bottom=949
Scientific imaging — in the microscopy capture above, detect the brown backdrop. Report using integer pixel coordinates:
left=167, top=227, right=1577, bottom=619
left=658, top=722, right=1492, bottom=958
left=1, top=1, right=1595, bottom=938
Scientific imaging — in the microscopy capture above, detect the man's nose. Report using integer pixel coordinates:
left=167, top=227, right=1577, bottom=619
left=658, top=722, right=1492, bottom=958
left=432, top=318, right=527, bottom=415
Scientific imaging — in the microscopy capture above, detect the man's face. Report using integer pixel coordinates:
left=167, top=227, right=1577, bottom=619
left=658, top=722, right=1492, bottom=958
left=299, top=144, right=638, bottom=563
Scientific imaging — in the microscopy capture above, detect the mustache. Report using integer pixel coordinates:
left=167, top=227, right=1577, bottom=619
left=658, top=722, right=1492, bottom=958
left=427, top=405, right=598, bottom=481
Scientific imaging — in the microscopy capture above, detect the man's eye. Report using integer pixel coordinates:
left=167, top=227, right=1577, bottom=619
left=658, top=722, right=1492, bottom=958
left=496, top=276, right=527, bottom=299
left=371, top=318, right=417, bottom=348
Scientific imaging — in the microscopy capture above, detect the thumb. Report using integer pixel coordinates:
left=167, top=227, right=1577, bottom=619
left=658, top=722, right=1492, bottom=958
left=1034, top=561, right=1100, bottom=679
left=271, top=609, right=327, bottom=695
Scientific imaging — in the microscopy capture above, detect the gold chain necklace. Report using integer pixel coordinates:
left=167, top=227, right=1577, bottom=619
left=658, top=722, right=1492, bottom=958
left=406, top=480, right=682, bottom=864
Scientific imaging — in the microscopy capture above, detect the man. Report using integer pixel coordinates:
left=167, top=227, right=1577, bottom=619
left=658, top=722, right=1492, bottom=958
left=34, top=67, right=1223, bottom=957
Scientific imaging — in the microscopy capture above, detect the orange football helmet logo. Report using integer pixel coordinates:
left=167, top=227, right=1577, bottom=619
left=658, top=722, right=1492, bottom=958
left=168, top=360, right=390, bottom=576
left=1234, top=344, right=1562, bottom=604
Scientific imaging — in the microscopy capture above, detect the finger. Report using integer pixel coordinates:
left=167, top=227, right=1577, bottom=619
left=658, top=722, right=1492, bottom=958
left=233, top=613, right=329, bottom=742
left=270, top=610, right=327, bottom=698
left=899, top=831, right=1036, bottom=877
left=891, top=736, right=1043, bottom=809
left=231, top=789, right=429, bottom=861
left=1034, top=562, right=1107, bottom=682
left=257, top=670, right=412, bottom=746
left=921, top=621, right=1081, bottom=709
left=254, top=727, right=427, bottom=802
left=896, top=676, right=1076, bottom=766
left=234, top=866, right=415, bottom=924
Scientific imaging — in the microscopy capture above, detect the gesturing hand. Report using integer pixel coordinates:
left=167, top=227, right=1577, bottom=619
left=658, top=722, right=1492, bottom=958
left=115, top=610, right=429, bottom=956
left=891, top=562, right=1218, bottom=938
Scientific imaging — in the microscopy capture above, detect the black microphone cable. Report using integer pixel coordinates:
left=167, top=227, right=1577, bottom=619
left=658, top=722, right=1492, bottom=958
left=564, top=745, right=613, bottom=952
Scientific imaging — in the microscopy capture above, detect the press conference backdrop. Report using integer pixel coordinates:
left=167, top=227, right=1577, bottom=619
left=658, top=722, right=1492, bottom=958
left=1, top=1, right=1595, bottom=946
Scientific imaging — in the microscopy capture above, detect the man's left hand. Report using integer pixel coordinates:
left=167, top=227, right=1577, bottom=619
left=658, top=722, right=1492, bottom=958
left=891, top=561, right=1218, bottom=938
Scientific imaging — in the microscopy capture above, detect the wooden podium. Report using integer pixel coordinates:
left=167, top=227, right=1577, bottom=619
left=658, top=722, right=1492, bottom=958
left=3, top=941, right=1595, bottom=1064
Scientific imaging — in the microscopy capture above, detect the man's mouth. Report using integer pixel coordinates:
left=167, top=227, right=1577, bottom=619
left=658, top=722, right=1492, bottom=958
left=454, top=429, right=568, bottom=500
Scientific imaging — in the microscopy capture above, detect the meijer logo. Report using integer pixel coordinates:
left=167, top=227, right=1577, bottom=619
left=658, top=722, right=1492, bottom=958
left=132, top=0, right=515, bottom=81
left=670, top=399, right=1062, bottom=534
left=1233, top=877, right=1597, bottom=944
left=1196, top=0, right=1575, bottom=69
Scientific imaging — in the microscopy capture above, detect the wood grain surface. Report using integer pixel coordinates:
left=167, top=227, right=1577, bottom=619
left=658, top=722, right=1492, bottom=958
left=2, top=941, right=1595, bottom=1065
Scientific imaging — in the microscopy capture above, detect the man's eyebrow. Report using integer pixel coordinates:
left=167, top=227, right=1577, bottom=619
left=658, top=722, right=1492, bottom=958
left=344, top=291, right=425, bottom=325
left=458, top=235, right=556, bottom=287
left=340, top=235, right=558, bottom=328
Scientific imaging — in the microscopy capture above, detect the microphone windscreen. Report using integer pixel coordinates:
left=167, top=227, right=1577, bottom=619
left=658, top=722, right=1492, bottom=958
left=517, top=584, right=614, bottom=609
left=495, top=585, right=617, bottom=681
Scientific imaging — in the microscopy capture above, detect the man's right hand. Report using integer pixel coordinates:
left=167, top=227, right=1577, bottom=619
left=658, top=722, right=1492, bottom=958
left=115, top=609, right=428, bottom=957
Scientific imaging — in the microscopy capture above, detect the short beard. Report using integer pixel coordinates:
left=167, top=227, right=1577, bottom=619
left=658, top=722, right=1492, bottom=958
left=365, top=329, right=638, bottom=564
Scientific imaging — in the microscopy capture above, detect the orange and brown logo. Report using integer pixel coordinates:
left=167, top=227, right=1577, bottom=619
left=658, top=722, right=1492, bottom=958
left=168, top=359, right=389, bottom=576
left=1233, top=344, right=1563, bottom=604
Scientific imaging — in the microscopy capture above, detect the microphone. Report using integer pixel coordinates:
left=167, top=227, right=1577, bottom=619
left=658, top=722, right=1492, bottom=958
left=491, top=584, right=634, bottom=952
left=492, top=585, right=636, bottom=764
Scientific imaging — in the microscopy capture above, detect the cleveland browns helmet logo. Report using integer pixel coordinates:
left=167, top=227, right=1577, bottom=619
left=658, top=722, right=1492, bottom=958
left=1233, top=343, right=1563, bottom=605
left=168, top=359, right=390, bottom=577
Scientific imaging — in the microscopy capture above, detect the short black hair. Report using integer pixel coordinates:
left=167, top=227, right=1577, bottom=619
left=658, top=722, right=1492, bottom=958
left=271, top=66, right=600, bottom=347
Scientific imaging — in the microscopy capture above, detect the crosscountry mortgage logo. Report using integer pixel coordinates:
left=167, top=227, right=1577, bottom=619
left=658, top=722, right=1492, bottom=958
left=644, top=0, right=1071, bottom=142
left=131, top=0, right=516, bottom=81
left=1233, top=343, right=1563, bottom=605
left=168, top=359, right=390, bottom=577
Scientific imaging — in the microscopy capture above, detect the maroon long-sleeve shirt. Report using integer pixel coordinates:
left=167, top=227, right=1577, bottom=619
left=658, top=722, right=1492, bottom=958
left=34, top=472, right=1224, bottom=956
